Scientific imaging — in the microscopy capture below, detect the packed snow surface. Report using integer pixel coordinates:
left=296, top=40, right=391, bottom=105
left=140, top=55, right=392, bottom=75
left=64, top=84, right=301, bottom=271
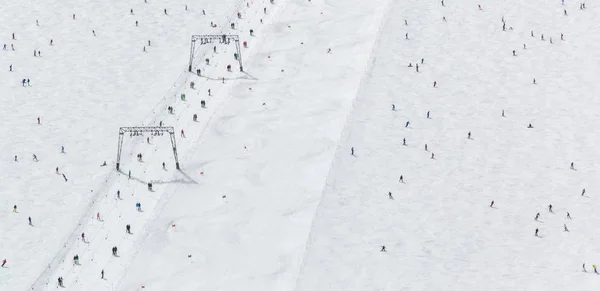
left=1, top=0, right=599, bottom=290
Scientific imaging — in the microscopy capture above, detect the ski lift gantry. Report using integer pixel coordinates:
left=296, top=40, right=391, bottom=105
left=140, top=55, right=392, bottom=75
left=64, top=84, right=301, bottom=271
left=188, top=34, right=244, bottom=73
left=116, top=126, right=180, bottom=171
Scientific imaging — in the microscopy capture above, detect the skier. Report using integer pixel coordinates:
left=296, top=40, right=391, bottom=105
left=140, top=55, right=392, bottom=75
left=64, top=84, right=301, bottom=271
left=27, top=79, right=30, bottom=86
left=523, top=44, right=526, bottom=49
left=136, top=202, right=142, bottom=211
left=392, top=104, right=395, bottom=111
left=81, top=232, right=86, bottom=242
left=535, top=228, right=539, bottom=236
left=126, top=224, right=131, bottom=234
left=128, top=170, right=131, bottom=179
left=594, top=265, right=598, bottom=274
left=388, top=192, right=393, bottom=199
left=403, top=138, right=406, bottom=146
left=405, top=33, right=409, bottom=40
left=97, top=212, right=101, bottom=220
left=37, top=117, right=40, bottom=124
left=490, top=200, right=494, bottom=207
left=421, top=58, right=424, bottom=64
left=512, top=50, right=516, bottom=56
left=561, top=33, right=564, bottom=40
left=34, top=50, right=37, bottom=57
left=56, top=167, right=59, bottom=174
left=570, top=162, right=574, bottom=169
left=22, top=79, right=26, bottom=86
left=101, top=269, right=104, bottom=279
left=535, top=212, right=540, bottom=221
left=143, top=46, right=146, bottom=52
left=28, top=216, right=32, bottom=225
left=425, top=144, right=428, bottom=151
left=548, top=204, right=553, bottom=212
left=72, top=14, right=76, bottom=20
left=527, top=123, right=533, bottom=128
left=12, top=33, right=15, bottom=40
left=582, top=188, right=585, bottom=196
left=117, top=190, right=121, bottom=199
left=427, top=111, right=430, bottom=118
left=2, top=44, right=6, bottom=50
left=130, top=8, right=134, bottom=15
left=112, top=246, right=118, bottom=256
left=58, top=277, right=64, bottom=287
left=564, top=9, right=567, bottom=16
left=13, top=205, right=17, bottom=212
left=433, top=81, right=437, bottom=87
left=567, top=212, right=571, bottom=219
left=135, top=21, right=138, bottom=26
left=351, top=147, right=354, bottom=155
left=380, top=245, right=386, bottom=252
left=33, top=154, right=38, bottom=161
left=431, top=153, right=435, bottom=159
left=399, top=175, right=404, bottom=183
left=541, top=34, right=544, bottom=41
left=564, top=224, right=569, bottom=232
left=405, top=19, right=408, bottom=25
left=73, top=254, right=79, bottom=265
left=208, top=89, right=211, bottom=96
left=416, top=64, right=419, bottom=72
left=14, top=155, right=17, bottom=162
left=11, top=44, right=14, bottom=50
left=9, top=65, right=12, bottom=72
left=502, top=110, right=505, bottom=117
left=583, top=263, right=586, bottom=272
left=62, top=173, right=68, bottom=182
left=1, top=259, right=6, bottom=267
left=468, top=132, right=471, bottom=139
left=162, top=162, right=166, bottom=170
left=61, top=145, right=65, bottom=153
left=533, top=78, right=536, bottom=84
left=164, top=8, right=168, bottom=15
left=181, top=129, right=185, bottom=137
left=405, top=121, right=410, bottom=127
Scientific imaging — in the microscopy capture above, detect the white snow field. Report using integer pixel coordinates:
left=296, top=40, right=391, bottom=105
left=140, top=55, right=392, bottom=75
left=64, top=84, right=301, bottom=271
left=2, top=0, right=600, bottom=290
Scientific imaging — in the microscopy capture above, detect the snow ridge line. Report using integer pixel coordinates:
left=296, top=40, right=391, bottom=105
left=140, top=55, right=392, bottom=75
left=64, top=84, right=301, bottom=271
left=291, top=0, right=393, bottom=289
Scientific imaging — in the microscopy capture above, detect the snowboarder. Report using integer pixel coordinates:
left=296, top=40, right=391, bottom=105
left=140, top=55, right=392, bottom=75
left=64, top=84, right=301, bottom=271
left=126, top=224, right=131, bottom=234
left=33, top=154, right=38, bottom=161
left=535, top=212, right=540, bottom=221
left=380, top=245, right=386, bottom=252
left=490, top=200, right=494, bottom=207
left=351, top=147, right=354, bottom=155
left=388, top=192, right=393, bottom=199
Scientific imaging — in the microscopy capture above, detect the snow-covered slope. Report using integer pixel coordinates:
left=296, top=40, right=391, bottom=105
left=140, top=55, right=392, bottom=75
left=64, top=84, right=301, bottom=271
left=2, top=0, right=600, bottom=290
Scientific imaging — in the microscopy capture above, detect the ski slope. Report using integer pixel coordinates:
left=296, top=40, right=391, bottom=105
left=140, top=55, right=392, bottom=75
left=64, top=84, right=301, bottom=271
left=2, top=0, right=600, bottom=290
